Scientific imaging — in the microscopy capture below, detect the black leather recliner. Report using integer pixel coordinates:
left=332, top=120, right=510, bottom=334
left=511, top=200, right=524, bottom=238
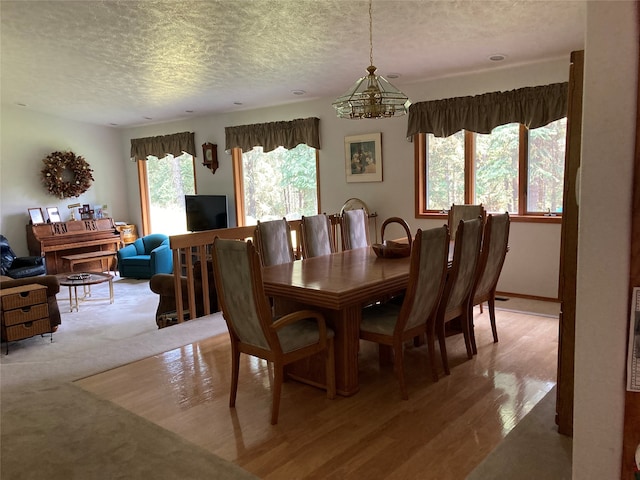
left=0, top=235, right=47, bottom=279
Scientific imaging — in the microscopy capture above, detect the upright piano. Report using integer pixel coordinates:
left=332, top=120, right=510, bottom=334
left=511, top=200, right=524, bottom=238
left=26, top=218, right=123, bottom=274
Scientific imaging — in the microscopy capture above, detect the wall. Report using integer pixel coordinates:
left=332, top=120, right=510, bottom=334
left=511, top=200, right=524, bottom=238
left=121, top=59, right=570, bottom=299
left=573, top=1, right=637, bottom=477
left=0, top=106, right=127, bottom=256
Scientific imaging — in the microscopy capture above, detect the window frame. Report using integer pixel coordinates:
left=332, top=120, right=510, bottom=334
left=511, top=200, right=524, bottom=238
left=231, top=146, right=321, bottom=227
left=415, top=122, right=564, bottom=224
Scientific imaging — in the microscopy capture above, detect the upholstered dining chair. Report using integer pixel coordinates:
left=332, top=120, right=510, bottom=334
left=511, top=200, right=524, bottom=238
left=359, top=226, right=450, bottom=397
left=469, top=212, right=511, bottom=354
left=341, top=208, right=370, bottom=250
left=447, top=204, right=486, bottom=241
left=211, top=237, right=336, bottom=424
left=435, top=217, right=483, bottom=376
left=254, top=218, right=295, bottom=266
left=300, top=214, right=335, bottom=258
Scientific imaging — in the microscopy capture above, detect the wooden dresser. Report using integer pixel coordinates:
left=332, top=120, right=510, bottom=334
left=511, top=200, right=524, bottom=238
left=0, top=284, right=51, bottom=353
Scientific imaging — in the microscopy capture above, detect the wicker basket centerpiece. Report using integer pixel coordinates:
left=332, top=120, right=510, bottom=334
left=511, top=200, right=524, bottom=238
left=371, top=217, right=412, bottom=258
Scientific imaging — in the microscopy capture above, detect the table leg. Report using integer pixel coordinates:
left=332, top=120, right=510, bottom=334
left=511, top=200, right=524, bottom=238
left=275, top=298, right=361, bottom=396
left=68, top=286, right=79, bottom=312
left=108, top=278, right=114, bottom=304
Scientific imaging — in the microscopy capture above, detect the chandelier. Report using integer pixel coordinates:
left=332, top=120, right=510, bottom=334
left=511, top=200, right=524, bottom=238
left=332, top=0, right=411, bottom=119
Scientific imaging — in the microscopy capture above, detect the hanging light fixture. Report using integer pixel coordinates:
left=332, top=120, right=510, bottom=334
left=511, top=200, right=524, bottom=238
left=332, top=0, right=410, bottom=119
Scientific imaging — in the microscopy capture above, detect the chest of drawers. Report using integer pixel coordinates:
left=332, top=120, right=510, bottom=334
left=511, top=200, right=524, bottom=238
left=1, top=284, right=51, bottom=353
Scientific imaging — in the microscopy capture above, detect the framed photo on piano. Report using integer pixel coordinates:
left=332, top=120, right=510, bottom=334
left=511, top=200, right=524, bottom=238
left=28, top=207, right=45, bottom=225
left=46, top=207, right=61, bottom=223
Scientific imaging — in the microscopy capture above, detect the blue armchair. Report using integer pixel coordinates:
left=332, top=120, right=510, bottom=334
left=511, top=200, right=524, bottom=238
left=117, top=233, right=172, bottom=279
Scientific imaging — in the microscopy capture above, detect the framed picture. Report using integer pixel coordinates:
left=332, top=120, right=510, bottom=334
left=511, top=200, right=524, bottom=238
left=28, top=207, right=45, bottom=225
left=345, top=133, right=382, bottom=183
left=46, top=207, right=61, bottom=223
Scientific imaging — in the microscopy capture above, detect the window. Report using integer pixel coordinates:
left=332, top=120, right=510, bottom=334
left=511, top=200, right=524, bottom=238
left=418, top=118, right=566, bottom=219
left=232, top=144, right=319, bottom=226
left=138, top=152, right=196, bottom=235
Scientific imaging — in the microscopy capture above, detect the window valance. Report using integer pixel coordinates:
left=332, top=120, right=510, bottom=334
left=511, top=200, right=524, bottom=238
left=225, top=117, right=320, bottom=153
left=130, top=131, right=195, bottom=161
left=406, top=82, right=568, bottom=138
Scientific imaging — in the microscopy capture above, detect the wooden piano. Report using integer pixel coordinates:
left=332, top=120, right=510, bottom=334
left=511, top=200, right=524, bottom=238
left=26, top=218, right=123, bottom=274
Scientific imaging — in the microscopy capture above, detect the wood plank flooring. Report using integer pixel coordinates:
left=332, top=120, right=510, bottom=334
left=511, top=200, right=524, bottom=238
left=76, top=306, right=559, bottom=479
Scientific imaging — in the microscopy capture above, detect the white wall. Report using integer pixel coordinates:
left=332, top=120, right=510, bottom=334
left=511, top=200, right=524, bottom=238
left=573, top=2, right=637, bottom=478
left=0, top=106, right=128, bottom=256
left=121, top=59, right=570, bottom=299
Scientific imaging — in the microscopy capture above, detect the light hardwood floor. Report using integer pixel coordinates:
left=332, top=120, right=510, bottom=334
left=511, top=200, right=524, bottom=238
left=76, top=305, right=559, bottom=479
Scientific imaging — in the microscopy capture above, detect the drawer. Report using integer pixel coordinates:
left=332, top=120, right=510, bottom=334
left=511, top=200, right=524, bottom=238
left=3, top=303, right=49, bottom=326
left=2, top=318, right=51, bottom=342
left=1, top=285, right=47, bottom=310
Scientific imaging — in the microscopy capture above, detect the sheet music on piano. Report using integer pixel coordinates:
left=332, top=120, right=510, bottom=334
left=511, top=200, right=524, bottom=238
left=627, top=287, right=640, bottom=392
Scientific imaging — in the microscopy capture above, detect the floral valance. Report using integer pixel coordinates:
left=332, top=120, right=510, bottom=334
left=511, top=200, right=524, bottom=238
left=406, top=82, right=568, bottom=138
left=130, top=131, right=195, bottom=161
left=225, top=117, right=320, bottom=153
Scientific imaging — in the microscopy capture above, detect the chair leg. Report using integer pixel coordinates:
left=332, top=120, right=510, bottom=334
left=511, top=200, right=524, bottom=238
left=393, top=341, right=408, bottom=400
left=326, top=338, right=336, bottom=399
left=469, top=305, right=478, bottom=355
left=271, top=363, right=284, bottom=425
left=426, top=329, right=439, bottom=382
left=437, top=320, right=450, bottom=375
left=488, top=296, right=499, bottom=343
left=461, top=310, right=473, bottom=360
left=229, top=342, right=240, bottom=408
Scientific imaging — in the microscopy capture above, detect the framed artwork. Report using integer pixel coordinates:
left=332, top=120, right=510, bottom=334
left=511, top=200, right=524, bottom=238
left=344, top=133, right=382, bottom=183
left=46, top=207, right=61, bottom=223
left=28, top=207, right=45, bottom=225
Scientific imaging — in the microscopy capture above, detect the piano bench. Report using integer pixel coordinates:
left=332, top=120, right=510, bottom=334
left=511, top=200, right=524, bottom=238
left=61, top=251, right=117, bottom=275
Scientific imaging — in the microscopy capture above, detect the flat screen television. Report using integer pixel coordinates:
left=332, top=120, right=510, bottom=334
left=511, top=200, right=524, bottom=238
left=185, top=195, right=228, bottom=232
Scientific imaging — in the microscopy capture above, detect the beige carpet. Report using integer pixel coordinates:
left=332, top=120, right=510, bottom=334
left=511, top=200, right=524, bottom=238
left=1, top=277, right=256, bottom=479
left=466, top=386, right=572, bottom=480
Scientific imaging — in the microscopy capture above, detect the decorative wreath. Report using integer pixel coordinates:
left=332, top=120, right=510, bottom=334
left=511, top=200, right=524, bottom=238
left=41, top=151, right=94, bottom=199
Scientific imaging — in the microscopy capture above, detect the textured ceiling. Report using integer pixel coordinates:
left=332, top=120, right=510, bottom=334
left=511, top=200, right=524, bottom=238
left=0, top=0, right=586, bottom=127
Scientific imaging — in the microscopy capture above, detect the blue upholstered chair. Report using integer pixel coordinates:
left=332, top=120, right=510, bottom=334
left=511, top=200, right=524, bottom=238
left=117, top=233, right=172, bottom=279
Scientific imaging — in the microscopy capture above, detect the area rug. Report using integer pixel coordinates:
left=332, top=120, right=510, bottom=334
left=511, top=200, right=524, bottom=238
left=466, top=386, right=572, bottom=480
left=1, top=277, right=256, bottom=479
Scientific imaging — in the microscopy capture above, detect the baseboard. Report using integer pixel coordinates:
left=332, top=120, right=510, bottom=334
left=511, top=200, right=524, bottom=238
left=496, top=291, right=560, bottom=303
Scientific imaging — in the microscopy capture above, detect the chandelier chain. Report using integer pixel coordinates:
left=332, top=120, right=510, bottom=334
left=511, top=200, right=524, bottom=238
left=369, top=0, right=374, bottom=66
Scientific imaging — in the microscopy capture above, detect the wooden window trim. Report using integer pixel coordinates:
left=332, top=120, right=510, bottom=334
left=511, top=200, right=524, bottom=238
left=414, top=126, right=564, bottom=224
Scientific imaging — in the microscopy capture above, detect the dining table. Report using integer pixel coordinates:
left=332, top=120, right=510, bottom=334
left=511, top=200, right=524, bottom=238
left=262, top=246, right=412, bottom=396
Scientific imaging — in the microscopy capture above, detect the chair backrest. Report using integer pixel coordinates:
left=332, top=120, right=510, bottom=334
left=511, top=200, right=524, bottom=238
left=0, top=235, right=17, bottom=272
left=254, top=218, right=295, bottom=267
left=440, top=218, right=483, bottom=317
left=341, top=208, right=370, bottom=250
left=473, top=212, right=511, bottom=302
left=211, top=238, right=274, bottom=351
left=301, top=214, right=335, bottom=258
left=397, top=225, right=450, bottom=333
left=448, top=204, right=486, bottom=241
left=140, top=233, right=169, bottom=254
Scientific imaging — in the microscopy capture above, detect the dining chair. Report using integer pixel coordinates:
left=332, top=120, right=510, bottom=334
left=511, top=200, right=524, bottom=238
left=359, top=225, right=450, bottom=397
left=435, top=217, right=483, bottom=376
left=254, top=218, right=295, bottom=266
left=447, top=204, right=486, bottom=241
left=211, top=237, right=336, bottom=425
left=469, top=212, right=510, bottom=354
left=300, top=213, right=335, bottom=258
left=341, top=208, right=370, bottom=250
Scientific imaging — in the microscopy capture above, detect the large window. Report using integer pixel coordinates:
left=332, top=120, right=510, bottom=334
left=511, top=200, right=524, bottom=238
left=418, top=118, right=566, bottom=219
left=138, top=152, right=196, bottom=235
left=232, top=144, right=319, bottom=226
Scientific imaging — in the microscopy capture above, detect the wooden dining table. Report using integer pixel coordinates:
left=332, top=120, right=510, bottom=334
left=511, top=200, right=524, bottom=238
left=262, top=246, right=412, bottom=396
